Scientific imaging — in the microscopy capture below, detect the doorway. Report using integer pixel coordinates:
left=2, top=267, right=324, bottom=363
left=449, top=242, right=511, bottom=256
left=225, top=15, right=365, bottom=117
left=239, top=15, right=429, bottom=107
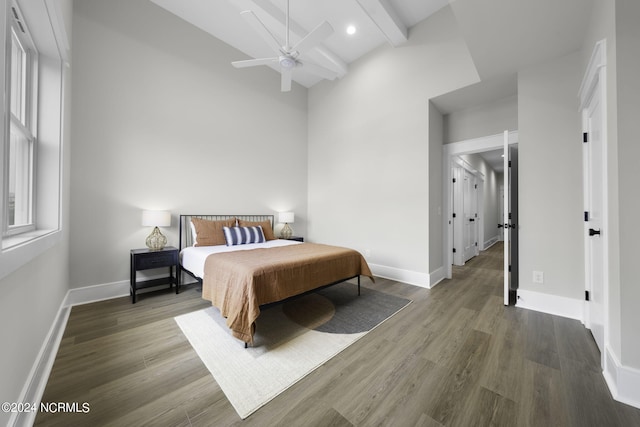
left=443, top=131, right=519, bottom=305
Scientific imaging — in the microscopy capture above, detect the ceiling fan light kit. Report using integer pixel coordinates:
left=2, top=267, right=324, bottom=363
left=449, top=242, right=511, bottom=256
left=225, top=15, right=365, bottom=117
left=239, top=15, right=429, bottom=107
left=231, top=0, right=337, bottom=92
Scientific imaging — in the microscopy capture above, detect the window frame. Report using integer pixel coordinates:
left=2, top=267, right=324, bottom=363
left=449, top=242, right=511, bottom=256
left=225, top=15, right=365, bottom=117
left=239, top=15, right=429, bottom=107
left=0, top=0, right=68, bottom=281
left=4, top=2, right=37, bottom=236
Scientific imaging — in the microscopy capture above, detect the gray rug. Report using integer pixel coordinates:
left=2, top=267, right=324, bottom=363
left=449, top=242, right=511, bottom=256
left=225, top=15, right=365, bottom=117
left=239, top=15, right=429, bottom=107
left=175, top=281, right=411, bottom=418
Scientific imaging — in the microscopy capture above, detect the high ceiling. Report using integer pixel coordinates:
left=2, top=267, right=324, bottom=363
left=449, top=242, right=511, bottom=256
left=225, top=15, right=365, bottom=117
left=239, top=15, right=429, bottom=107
left=149, top=0, right=449, bottom=88
left=150, top=0, right=592, bottom=92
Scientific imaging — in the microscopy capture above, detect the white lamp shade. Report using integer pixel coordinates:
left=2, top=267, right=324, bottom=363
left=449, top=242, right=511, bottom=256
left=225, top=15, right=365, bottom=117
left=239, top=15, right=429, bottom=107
left=142, top=210, right=171, bottom=227
left=278, top=212, right=294, bottom=223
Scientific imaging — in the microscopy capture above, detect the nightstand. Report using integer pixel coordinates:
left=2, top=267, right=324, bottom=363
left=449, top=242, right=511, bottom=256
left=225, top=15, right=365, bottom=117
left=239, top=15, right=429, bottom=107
left=283, top=236, right=304, bottom=242
left=130, top=246, right=179, bottom=303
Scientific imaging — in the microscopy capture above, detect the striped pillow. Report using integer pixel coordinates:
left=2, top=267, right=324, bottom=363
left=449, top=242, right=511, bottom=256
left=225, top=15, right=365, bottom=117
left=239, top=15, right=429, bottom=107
left=222, top=226, right=266, bottom=246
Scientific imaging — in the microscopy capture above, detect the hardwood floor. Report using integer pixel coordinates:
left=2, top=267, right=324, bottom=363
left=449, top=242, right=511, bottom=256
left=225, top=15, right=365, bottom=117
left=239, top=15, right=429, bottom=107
left=35, top=243, right=640, bottom=426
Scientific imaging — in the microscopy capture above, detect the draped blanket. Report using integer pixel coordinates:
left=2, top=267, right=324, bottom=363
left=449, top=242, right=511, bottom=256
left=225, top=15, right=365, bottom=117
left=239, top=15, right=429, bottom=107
left=202, top=243, right=374, bottom=343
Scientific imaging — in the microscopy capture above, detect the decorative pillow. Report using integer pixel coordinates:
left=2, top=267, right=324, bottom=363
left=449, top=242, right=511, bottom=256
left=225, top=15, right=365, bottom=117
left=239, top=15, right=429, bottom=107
left=191, top=218, right=236, bottom=246
left=223, top=226, right=266, bottom=246
left=238, top=219, right=276, bottom=241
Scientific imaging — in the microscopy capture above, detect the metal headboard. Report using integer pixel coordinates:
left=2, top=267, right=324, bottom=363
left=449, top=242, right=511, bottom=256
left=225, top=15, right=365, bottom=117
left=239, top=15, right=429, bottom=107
left=179, top=214, right=274, bottom=250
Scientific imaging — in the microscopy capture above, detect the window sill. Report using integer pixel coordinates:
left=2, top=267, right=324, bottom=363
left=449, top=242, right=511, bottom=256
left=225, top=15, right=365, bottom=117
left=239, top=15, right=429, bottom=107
left=0, top=228, right=61, bottom=280
left=2, top=229, right=57, bottom=250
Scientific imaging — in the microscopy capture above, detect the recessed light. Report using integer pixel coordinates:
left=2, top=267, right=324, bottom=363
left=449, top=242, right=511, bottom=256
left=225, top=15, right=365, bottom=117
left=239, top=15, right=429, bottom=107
left=346, top=25, right=357, bottom=35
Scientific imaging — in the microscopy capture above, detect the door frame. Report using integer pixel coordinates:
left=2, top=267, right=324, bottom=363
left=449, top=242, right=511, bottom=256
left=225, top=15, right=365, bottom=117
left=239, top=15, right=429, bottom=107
left=442, top=131, right=519, bottom=280
left=579, top=39, right=608, bottom=367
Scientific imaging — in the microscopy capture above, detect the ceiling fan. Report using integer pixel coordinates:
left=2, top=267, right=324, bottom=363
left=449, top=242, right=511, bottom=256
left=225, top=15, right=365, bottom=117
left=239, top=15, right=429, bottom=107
left=231, top=0, right=337, bottom=92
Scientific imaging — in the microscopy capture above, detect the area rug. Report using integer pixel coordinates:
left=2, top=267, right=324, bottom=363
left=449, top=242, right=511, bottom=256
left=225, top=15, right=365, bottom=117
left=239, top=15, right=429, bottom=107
left=174, top=281, right=411, bottom=419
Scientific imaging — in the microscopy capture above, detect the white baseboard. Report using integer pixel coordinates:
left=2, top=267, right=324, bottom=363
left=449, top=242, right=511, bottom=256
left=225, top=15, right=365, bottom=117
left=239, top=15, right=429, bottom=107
left=429, top=266, right=446, bottom=288
left=483, top=237, right=499, bottom=249
left=10, top=275, right=180, bottom=426
left=368, top=263, right=431, bottom=289
left=515, top=289, right=584, bottom=322
left=64, top=279, right=130, bottom=307
left=604, top=347, right=640, bottom=409
left=9, top=303, right=70, bottom=427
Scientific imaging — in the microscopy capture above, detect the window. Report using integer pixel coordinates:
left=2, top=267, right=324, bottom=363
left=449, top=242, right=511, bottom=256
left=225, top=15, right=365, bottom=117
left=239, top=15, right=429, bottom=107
left=0, top=0, right=68, bottom=279
left=5, top=4, right=37, bottom=235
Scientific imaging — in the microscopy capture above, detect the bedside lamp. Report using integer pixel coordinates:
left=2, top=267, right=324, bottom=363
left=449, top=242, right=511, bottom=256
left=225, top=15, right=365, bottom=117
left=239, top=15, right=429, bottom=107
left=279, top=211, right=294, bottom=239
left=142, top=210, right=171, bottom=250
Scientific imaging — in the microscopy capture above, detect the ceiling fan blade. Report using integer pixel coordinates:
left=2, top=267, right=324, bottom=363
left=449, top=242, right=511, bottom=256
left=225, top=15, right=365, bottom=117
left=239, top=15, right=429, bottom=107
left=281, top=69, right=293, bottom=92
left=232, top=57, right=278, bottom=68
left=301, top=60, right=337, bottom=81
left=240, top=10, right=283, bottom=54
left=292, top=21, right=334, bottom=55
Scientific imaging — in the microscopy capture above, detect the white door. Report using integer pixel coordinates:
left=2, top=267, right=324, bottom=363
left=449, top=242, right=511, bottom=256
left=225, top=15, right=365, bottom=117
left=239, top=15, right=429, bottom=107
left=581, top=41, right=607, bottom=363
left=503, top=131, right=510, bottom=305
left=452, top=165, right=464, bottom=266
left=583, top=77, right=605, bottom=357
left=463, top=170, right=477, bottom=262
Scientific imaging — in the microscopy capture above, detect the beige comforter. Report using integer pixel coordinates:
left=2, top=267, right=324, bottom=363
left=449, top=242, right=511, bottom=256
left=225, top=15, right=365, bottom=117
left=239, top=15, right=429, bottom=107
left=202, top=242, right=374, bottom=343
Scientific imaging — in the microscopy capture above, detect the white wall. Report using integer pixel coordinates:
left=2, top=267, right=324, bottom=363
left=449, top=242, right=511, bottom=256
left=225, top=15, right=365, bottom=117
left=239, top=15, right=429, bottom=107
left=307, top=6, right=479, bottom=285
left=70, top=0, right=308, bottom=289
left=444, top=95, right=518, bottom=144
left=517, top=52, right=584, bottom=299
left=0, top=0, right=73, bottom=424
left=429, top=102, right=444, bottom=280
left=614, top=0, right=640, bottom=371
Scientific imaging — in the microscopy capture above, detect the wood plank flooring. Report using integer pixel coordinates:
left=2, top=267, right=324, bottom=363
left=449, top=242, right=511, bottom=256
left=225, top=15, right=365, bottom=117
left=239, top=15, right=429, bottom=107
left=35, top=243, right=640, bottom=426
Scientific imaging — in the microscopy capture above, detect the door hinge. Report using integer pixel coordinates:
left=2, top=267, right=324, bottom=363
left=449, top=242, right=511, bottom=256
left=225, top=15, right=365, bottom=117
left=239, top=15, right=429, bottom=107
left=583, top=132, right=588, bottom=143
left=475, top=242, right=478, bottom=247
left=585, top=290, right=590, bottom=301
left=584, top=211, right=589, bottom=222
left=508, top=265, right=512, bottom=272
left=453, top=178, right=456, bottom=183
left=509, top=160, right=512, bottom=167
left=453, top=248, right=457, bottom=253
left=474, top=184, right=478, bottom=189
left=453, top=213, right=456, bottom=218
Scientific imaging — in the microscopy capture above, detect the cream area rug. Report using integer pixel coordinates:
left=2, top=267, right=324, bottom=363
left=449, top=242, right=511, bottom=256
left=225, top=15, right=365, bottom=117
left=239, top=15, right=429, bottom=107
left=174, top=281, right=411, bottom=419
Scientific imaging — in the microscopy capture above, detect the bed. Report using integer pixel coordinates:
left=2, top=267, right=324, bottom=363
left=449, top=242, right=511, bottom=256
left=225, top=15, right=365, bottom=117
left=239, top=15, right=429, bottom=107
left=178, top=214, right=374, bottom=344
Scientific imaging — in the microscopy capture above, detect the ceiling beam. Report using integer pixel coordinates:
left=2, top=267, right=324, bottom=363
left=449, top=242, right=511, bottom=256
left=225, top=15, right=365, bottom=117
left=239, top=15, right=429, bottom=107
left=355, top=0, right=407, bottom=46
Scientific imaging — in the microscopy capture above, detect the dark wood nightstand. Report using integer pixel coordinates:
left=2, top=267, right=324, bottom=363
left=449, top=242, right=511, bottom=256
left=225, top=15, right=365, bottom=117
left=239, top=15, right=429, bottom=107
left=282, top=236, right=304, bottom=242
left=130, top=246, right=179, bottom=303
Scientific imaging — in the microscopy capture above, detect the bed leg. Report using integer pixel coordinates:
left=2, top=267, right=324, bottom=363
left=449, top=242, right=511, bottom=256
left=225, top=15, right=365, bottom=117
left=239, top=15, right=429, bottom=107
left=245, top=342, right=248, bottom=349
left=358, top=275, right=361, bottom=296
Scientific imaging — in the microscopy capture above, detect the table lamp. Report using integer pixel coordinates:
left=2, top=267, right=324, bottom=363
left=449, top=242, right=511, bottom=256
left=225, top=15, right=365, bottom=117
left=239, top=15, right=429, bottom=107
left=279, top=211, right=294, bottom=239
left=142, top=210, right=171, bottom=250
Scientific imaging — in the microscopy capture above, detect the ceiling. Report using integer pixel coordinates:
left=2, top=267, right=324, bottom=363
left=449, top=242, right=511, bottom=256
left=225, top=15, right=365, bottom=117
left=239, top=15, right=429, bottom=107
left=150, top=0, right=593, bottom=97
left=150, top=0, right=449, bottom=88
left=478, top=149, right=505, bottom=174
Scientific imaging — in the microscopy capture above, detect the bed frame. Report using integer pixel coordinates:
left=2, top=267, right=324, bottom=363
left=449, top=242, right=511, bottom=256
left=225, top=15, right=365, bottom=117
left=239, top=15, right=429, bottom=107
left=178, top=214, right=361, bottom=292
left=178, top=214, right=364, bottom=346
left=178, top=214, right=275, bottom=287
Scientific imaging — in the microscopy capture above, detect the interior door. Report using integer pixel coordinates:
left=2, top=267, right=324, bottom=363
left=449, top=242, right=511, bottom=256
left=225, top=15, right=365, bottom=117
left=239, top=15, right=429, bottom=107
left=503, top=131, right=510, bottom=305
left=584, top=85, right=605, bottom=356
left=452, top=164, right=464, bottom=266
left=509, top=145, right=519, bottom=303
left=463, top=170, right=477, bottom=262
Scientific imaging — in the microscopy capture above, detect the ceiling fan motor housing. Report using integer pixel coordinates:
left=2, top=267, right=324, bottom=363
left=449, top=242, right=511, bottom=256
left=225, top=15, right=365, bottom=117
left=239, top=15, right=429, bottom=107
left=279, top=55, right=297, bottom=69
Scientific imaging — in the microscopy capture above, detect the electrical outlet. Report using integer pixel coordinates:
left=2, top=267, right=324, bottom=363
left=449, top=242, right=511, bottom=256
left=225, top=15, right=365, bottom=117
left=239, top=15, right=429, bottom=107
left=533, top=271, right=544, bottom=284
